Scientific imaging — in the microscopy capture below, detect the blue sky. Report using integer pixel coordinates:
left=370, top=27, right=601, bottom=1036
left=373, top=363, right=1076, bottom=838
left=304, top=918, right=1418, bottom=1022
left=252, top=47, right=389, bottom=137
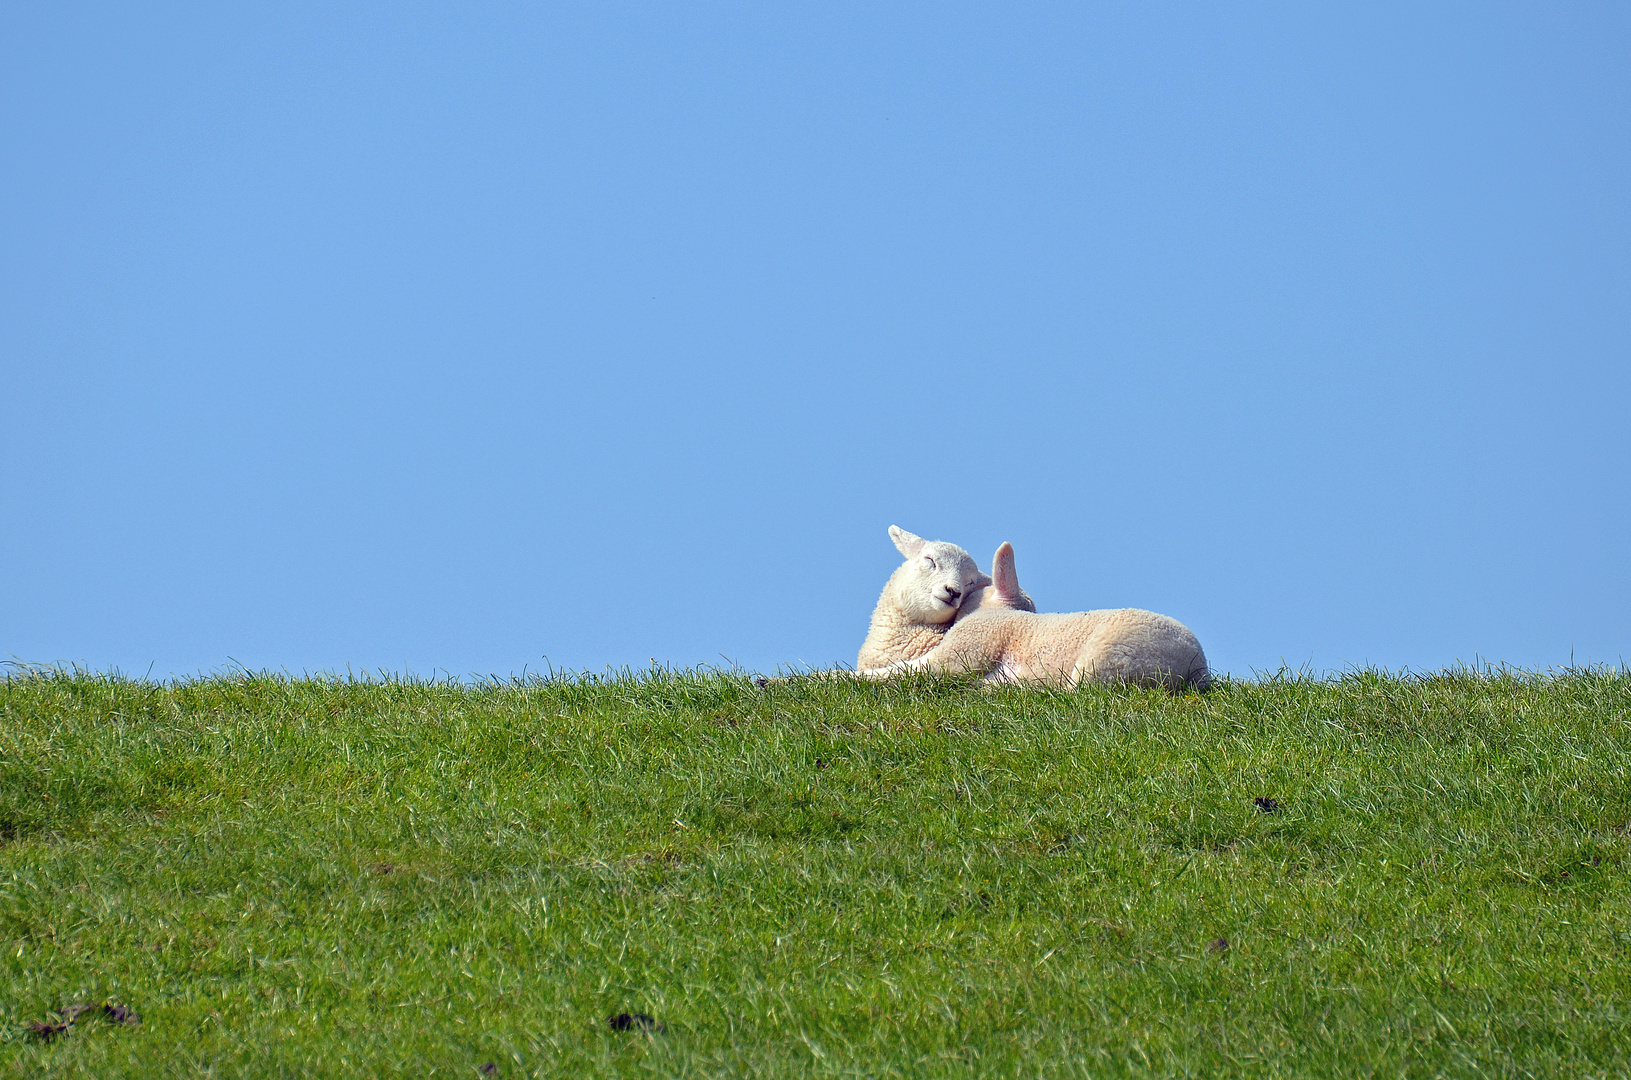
left=4, top=2, right=1627, bottom=679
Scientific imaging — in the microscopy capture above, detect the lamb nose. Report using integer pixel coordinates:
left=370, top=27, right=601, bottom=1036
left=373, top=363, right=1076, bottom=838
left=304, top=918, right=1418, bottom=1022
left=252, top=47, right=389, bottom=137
left=945, top=586, right=961, bottom=601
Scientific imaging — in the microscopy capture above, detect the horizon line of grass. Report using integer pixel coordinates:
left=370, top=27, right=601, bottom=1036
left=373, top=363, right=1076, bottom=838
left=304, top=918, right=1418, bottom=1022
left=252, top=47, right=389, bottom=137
left=7, top=655, right=1628, bottom=691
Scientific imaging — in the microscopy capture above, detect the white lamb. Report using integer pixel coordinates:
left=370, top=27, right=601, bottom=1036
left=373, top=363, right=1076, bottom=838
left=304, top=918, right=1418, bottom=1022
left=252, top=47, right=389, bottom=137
left=855, top=526, right=1005, bottom=671
left=863, top=541, right=1211, bottom=691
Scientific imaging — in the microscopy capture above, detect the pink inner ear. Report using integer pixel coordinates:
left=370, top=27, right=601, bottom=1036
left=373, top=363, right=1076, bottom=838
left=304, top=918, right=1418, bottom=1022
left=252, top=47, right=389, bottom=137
left=993, top=542, right=1020, bottom=598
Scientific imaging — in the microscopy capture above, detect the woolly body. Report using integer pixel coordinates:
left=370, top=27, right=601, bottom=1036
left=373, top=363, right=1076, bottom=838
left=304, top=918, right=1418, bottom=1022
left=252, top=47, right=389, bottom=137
left=856, top=526, right=992, bottom=671
left=867, top=542, right=1210, bottom=690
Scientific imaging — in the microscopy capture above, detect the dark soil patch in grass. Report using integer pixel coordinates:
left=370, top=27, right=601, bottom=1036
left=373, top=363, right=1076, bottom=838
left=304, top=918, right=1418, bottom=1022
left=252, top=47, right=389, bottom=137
left=607, top=1012, right=664, bottom=1033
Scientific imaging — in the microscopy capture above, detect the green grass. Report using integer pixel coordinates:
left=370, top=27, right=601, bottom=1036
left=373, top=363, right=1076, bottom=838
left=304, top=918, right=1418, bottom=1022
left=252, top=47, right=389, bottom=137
left=3, top=665, right=1631, bottom=1078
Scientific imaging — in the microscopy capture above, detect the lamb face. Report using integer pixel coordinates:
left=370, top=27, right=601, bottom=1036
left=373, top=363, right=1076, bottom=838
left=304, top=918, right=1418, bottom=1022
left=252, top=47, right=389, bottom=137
left=887, top=526, right=991, bottom=626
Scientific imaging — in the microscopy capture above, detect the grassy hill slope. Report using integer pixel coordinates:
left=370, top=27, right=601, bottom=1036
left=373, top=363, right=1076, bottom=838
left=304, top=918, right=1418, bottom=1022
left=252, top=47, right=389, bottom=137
left=3, top=668, right=1630, bottom=1077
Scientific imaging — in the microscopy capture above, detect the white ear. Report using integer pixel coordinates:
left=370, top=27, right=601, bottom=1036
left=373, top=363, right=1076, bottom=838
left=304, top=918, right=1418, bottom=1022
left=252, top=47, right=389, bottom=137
left=889, top=525, right=925, bottom=559
left=992, top=542, right=1021, bottom=600
left=971, top=571, right=993, bottom=590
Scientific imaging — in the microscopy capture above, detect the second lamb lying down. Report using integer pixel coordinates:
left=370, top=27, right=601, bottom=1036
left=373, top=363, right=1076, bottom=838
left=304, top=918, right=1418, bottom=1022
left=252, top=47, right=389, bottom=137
left=861, top=541, right=1211, bottom=691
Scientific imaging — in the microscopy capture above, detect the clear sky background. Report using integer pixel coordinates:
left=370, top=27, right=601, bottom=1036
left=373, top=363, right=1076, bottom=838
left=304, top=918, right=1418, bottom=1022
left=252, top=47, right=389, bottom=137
left=4, top=2, right=1627, bottom=680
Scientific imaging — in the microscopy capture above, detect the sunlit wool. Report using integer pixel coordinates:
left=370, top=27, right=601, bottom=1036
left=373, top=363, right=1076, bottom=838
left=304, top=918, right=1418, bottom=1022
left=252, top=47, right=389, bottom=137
left=863, top=541, right=1211, bottom=691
